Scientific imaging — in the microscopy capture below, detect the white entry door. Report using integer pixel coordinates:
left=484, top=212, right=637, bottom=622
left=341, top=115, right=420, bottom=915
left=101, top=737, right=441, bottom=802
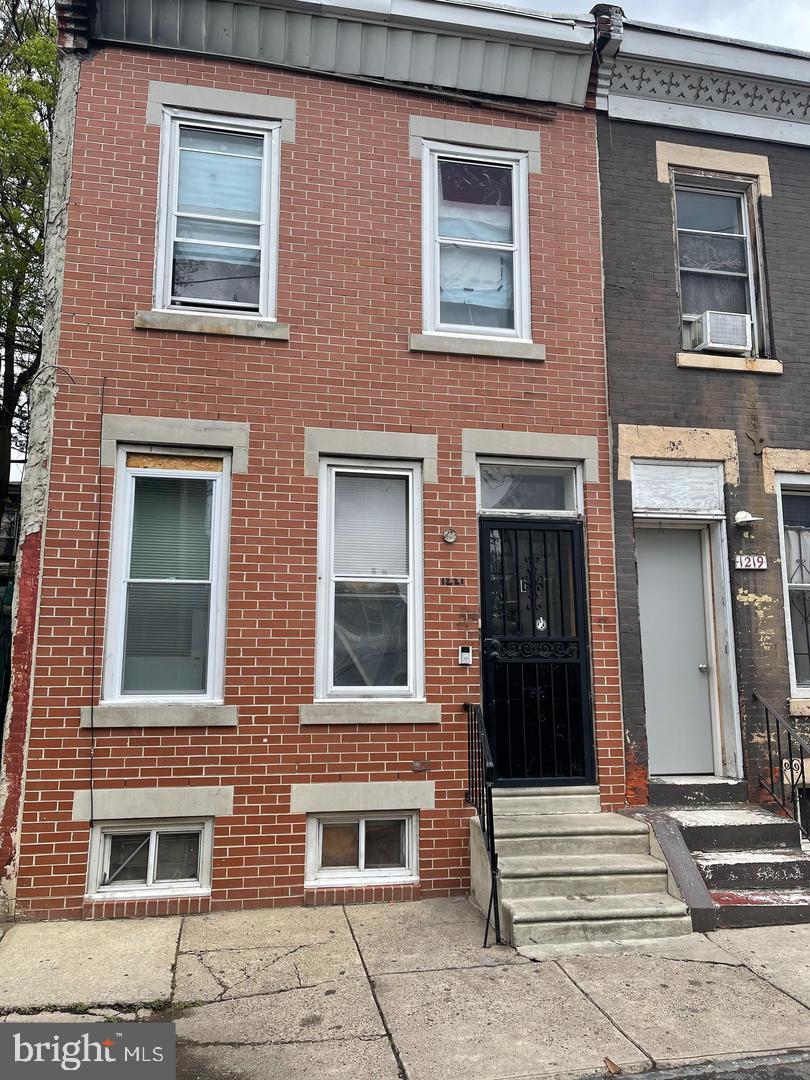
left=636, top=527, right=715, bottom=775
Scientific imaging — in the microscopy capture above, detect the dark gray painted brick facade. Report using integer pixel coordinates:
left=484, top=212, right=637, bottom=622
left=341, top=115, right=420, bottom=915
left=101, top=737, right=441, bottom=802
left=598, top=114, right=810, bottom=798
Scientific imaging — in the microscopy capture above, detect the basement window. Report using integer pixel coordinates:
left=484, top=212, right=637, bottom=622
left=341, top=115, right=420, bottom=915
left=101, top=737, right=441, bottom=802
left=156, top=109, right=280, bottom=319
left=87, top=820, right=213, bottom=900
left=304, top=812, right=419, bottom=888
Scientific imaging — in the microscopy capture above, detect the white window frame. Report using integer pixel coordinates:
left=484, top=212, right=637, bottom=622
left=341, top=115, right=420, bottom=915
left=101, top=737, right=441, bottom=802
left=103, top=445, right=232, bottom=704
left=86, top=818, right=213, bottom=901
left=155, top=108, right=281, bottom=319
left=315, top=458, right=424, bottom=701
left=304, top=811, right=419, bottom=888
left=672, top=173, right=766, bottom=355
left=776, top=473, right=810, bottom=699
left=421, top=140, right=531, bottom=342
left=477, top=458, right=583, bottom=519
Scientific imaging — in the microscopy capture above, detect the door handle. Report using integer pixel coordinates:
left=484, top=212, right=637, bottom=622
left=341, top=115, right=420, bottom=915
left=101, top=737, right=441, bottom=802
left=698, top=663, right=709, bottom=673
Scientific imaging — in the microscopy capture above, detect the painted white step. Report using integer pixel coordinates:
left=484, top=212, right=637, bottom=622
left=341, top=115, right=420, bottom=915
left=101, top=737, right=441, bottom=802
left=492, top=793, right=601, bottom=816
left=498, top=853, right=668, bottom=898
left=503, top=893, right=691, bottom=947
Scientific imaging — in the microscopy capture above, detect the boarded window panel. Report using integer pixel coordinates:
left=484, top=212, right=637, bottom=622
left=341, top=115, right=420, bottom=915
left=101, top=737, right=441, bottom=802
left=129, top=477, right=213, bottom=580
left=333, top=473, right=409, bottom=577
left=125, top=454, right=223, bottom=472
left=632, top=463, right=724, bottom=516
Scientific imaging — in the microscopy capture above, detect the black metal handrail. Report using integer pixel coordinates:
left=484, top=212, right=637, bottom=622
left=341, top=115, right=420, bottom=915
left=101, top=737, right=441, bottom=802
left=754, top=691, right=810, bottom=841
left=465, top=702, right=502, bottom=946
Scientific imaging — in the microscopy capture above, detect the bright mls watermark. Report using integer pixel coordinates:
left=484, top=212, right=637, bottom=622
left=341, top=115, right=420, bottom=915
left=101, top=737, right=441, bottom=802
left=0, top=1023, right=175, bottom=1078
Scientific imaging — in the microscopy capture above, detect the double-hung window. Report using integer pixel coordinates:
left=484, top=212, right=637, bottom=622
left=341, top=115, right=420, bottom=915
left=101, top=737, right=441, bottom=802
left=779, top=485, right=810, bottom=693
left=674, top=179, right=764, bottom=353
left=157, top=109, right=280, bottom=318
left=317, top=461, right=423, bottom=699
left=422, top=142, right=530, bottom=340
left=104, top=450, right=231, bottom=702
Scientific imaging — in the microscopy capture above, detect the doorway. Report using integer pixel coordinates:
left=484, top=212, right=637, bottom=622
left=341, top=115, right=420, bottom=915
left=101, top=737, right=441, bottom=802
left=480, top=518, right=595, bottom=785
left=636, top=525, right=717, bottom=775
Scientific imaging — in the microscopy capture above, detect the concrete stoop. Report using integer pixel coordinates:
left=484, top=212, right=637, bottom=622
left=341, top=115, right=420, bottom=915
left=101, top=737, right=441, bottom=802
left=472, top=787, right=692, bottom=953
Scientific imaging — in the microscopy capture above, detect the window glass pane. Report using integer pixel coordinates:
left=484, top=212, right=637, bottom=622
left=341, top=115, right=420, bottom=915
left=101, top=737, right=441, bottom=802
left=106, top=833, right=150, bottom=885
left=333, top=473, right=409, bottom=577
left=789, top=590, right=810, bottom=686
left=678, top=232, right=747, bottom=274
left=177, top=129, right=262, bottom=221
left=333, top=582, right=407, bottom=687
left=321, top=823, right=360, bottom=867
left=784, top=527, right=810, bottom=586
left=438, top=159, right=513, bottom=244
left=130, top=476, right=213, bottom=580
left=680, top=270, right=748, bottom=315
left=155, top=832, right=201, bottom=881
left=676, top=189, right=743, bottom=234
left=172, top=242, right=260, bottom=308
left=480, top=464, right=576, bottom=513
left=123, top=582, right=210, bottom=694
left=782, top=493, right=810, bottom=529
left=175, top=218, right=260, bottom=246
left=439, top=247, right=514, bottom=327
left=365, top=820, right=405, bottom=869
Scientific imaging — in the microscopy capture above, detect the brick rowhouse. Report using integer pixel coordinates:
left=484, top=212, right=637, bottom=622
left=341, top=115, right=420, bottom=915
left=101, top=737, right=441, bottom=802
left=2, top=2, right=622, bottom=919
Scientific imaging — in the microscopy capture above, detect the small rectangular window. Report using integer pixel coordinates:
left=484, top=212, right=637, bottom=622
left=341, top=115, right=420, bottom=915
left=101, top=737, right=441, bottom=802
left=88, top=820, right=212, bottom=899
left=305, top=812, right=417, bottom=887
left=478, top=461, right=579, bottom=516
left=105, top=451, right=231, bottom=702
left=157, top=110, right=280, bottom=318
left=317, top=461, right=424, bottom=699
left=422, top=142, right=530, bottom=341
left=674, top=179, right=764, bottom=353
left=780, top=488, right=810, bottom=689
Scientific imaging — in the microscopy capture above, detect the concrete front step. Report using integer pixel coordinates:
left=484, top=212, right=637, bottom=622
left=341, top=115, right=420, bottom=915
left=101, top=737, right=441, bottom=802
left=495, top=813, right=650, bottom=857
left=493, top=786, right=601, bottom=798
left=670, top=806, right=802, bottom=852
left=492, top=793, right=601, bottom=816
left=711, top=887, right=810, bottom=928
left=517, top=934, right=702, bottom=962
left=498, top=853, right=668, bottom=898
left=503, top=893, right=691, bottom=947
left=696, top=849, right=810, bottom=890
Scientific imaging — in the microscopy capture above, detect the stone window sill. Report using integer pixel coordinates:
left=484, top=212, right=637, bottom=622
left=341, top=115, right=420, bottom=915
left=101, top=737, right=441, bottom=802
left=676, top=352, right=782, bottom=375
left=135, top=309, right=290, bottom=341
left=409, top=333, right=546, bottom=362
left=788, top=698, right=810, bottom=718
left=80, top=703, right=238, bottom=728
left=299, top=702, right=441, bottom=725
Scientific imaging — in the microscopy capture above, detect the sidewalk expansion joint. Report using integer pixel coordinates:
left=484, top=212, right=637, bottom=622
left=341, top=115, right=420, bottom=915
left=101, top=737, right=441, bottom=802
left=343, top=905, right=409, bottom=1080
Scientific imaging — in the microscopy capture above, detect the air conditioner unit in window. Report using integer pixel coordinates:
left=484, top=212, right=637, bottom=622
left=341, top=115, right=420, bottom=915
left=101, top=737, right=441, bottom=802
left=691, top=311, right=752, bottom=354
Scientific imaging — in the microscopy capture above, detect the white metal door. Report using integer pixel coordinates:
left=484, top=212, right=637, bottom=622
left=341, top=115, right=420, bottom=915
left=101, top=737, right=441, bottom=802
left=636, top=527, right=715, bottom=775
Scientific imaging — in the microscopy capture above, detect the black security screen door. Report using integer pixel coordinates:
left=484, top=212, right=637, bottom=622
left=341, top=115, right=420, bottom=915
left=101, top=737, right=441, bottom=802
left=480, top=519, right=595, bottom=784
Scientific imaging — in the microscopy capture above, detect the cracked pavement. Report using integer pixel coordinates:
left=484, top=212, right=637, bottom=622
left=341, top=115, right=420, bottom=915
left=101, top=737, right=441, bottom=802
left=0, top=901, right=809, bottom=1078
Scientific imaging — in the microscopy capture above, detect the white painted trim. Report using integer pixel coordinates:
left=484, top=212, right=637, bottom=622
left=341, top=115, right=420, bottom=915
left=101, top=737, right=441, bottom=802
left=290, top=780, right=435, bottom=813
left=154, top=108, right=281, bottom=320
left=304, top=810, right=419, bottom=889
left=102, top=447, right=231, bottom=704
left=86, top=818, right=214, bottom=902
left=420, top=140, right=531, bottom=343
left=461, top=429, right=599, bottom=483
left=303, top=428, right=438, bottom=483
left=315, top=459, right=424, bottom=701
left=408, top=116, right=540, bottom=171
left=73, top=784, right=234, bottom=821
left=611, top=95, right=810, bottom=151
left=147, top=82, right=296, bottom=141
left=775, top=474, right=810, bottom=701
left=100, top=415, right=250, bottom=473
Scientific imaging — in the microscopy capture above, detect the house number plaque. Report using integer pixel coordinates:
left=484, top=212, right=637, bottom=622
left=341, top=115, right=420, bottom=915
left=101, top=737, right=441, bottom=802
left=735, top=554, right=767, bottom=570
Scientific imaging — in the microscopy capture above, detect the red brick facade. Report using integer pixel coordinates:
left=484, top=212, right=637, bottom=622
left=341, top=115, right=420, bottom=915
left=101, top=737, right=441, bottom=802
left=8, top=46, right=623, bottom=918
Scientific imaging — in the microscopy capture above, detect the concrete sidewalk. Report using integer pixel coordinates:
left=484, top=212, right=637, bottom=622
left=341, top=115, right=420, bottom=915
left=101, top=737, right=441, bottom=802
left=0, top=900, right=808, bottom=1079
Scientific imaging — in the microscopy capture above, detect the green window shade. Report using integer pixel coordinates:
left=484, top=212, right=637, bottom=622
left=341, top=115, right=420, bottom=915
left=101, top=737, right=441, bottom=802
left=129, top=477, right=213, bottom=580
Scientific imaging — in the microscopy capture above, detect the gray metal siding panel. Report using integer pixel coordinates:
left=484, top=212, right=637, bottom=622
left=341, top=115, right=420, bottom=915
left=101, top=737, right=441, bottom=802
left=179, top=0, right=206, bottom=52
left=153, top=0, right=180, bottom=47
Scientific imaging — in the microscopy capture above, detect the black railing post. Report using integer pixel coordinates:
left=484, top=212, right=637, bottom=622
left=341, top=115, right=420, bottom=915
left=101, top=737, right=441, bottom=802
left=754, top=692, right=810, bottom=841
left=465, top=702, right=502, bottom=947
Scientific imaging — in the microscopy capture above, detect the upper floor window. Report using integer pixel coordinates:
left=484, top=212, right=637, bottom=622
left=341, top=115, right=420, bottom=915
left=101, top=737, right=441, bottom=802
left=157, top=110, right=280, bottom=318
left=104, top=449, right=231, bottom=703
left=779, top=485, right=810, bottom=694
left=316, top=461, right=424, bottom=700
left=674, top=180, right=765, bottom=355
left=421, top=142, right=530, bottom=341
